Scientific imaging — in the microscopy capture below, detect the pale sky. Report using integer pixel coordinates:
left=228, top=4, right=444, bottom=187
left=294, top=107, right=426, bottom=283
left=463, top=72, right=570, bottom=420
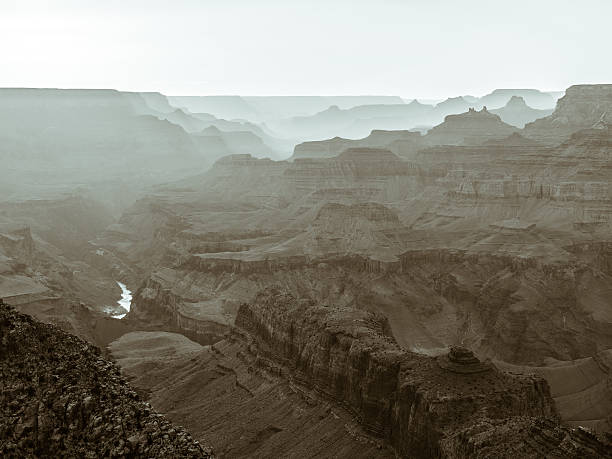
left=1, top=0, right=610, bottom=98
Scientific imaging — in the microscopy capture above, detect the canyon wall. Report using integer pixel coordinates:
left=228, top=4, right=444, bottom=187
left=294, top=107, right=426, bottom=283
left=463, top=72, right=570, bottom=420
left=524, top=84, right=612, bottom=144
left=232, top=288, right=610, bottom=458
left=129, top=273, right=229, bottom=345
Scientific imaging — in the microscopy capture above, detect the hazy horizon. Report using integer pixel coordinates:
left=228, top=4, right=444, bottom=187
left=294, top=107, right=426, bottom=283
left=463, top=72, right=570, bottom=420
left=1, top=0, right=610, bottom=99
left=0, top=86, right=568, bottom=99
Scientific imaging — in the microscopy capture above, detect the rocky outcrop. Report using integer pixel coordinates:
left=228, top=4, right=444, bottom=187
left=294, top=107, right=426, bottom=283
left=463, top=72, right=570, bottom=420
left=437, top=346, right=494, bottom=374
left=524, top=84, right=612, bottom=144
left=233, top=288, right=611, bottom=457
left=0, top=299, right=212, bottom=457
left=442, top=417, right=612, bottom=458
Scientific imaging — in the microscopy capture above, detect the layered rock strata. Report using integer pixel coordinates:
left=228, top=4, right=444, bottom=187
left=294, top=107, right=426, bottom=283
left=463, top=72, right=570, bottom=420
left=524, top=84, right=612, bottom=144
left=233, top=288, right=611, bottom=458
left=110, top=331, right=395, bottom=458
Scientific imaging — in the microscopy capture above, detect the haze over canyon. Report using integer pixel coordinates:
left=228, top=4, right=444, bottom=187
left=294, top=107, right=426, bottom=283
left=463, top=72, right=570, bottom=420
left=2, top=1, right=612, bottom=458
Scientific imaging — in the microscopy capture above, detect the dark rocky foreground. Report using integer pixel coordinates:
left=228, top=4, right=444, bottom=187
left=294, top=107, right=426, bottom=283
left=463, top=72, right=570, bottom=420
left=0, top=299, right=213, bottom=458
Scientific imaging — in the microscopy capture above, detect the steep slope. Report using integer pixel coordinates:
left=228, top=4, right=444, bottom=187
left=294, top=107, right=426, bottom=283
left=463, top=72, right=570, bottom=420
left=110, top=330, right=394, bottom=458
left=0, top=300, right=212, bottom=457
left=524, top=84, right=612, bottom=144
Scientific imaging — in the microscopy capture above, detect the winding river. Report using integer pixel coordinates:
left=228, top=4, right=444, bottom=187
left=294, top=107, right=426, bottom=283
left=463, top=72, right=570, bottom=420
left=112, top=282, right=132, bottom=319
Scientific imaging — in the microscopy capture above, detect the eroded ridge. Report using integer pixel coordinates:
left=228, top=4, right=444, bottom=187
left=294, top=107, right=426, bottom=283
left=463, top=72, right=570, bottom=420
left=234, top=288, right=612, bottom=458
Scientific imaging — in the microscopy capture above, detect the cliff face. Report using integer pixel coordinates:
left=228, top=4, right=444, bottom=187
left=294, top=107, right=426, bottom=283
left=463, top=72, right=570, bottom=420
left=233, top=288, right=611, bottom=458
left=524, top=84, right=612, bottom=144
left=128, top=272, right=229, bottom=345
left=110, top=330, right=397, bottom=458
left=0, top=300, right=212, bottom=457
left=125, top=234, right=612, bottom=368
left=284, top=148, right=425, bottom=202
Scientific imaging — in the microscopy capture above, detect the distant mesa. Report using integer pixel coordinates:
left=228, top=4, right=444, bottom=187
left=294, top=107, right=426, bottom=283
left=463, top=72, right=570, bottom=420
left=490, top=96, right=554, bottom=128
left=292, top=129, right=422, bottom=160
left=506, top=95, right=529, bottom=107
left=435, top=96, right=475, bottom=113
left=479, top=88, right=559, bottom=110
left=425, top=106, right=518, bottom=145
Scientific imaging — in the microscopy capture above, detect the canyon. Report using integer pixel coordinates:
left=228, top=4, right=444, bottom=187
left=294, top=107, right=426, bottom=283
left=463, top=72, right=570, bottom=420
left=2, top=83, right=612, bottom=457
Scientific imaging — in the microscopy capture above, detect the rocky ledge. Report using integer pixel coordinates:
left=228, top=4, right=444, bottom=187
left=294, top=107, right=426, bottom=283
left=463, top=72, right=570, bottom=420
left=234, top=288, right=612, bottom=458
left=0, top=299, right=213, bottom=458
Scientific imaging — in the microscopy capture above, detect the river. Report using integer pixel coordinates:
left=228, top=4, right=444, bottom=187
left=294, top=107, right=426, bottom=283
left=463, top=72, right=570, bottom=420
left=112, top=282, right=132, bottom=319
